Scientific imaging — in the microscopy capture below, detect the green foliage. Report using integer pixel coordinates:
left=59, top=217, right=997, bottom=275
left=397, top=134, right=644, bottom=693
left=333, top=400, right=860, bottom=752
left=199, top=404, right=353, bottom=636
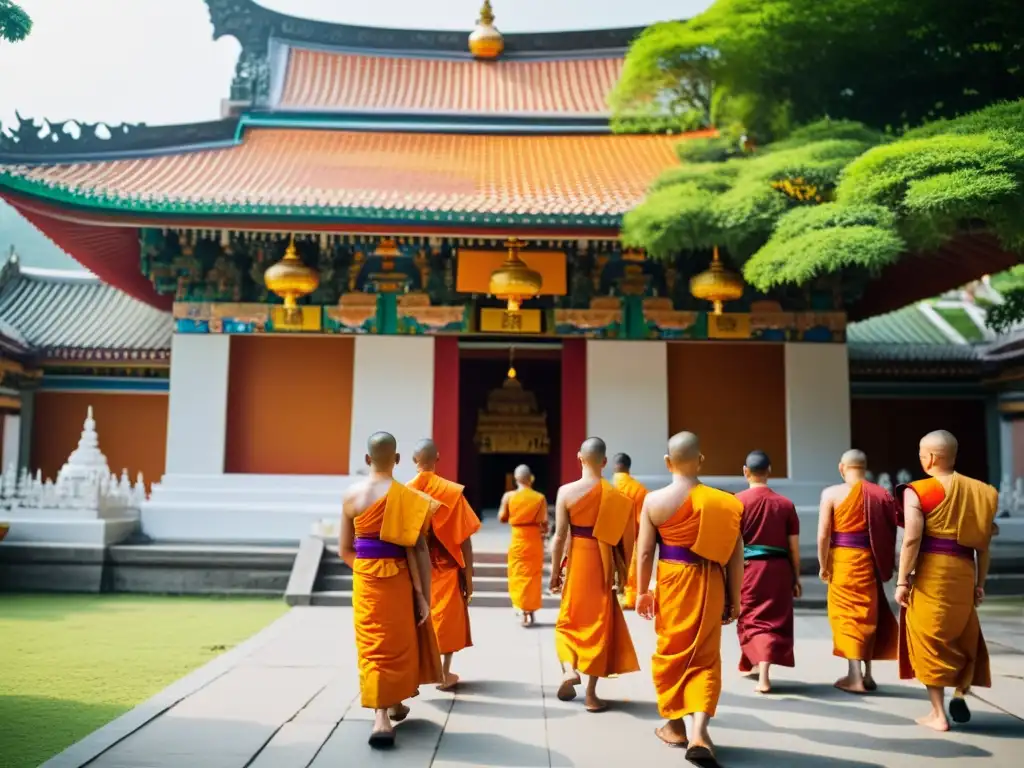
left=611, top=110, right=707, bottom=135
left=0, top=0, right=31, bottom=43
left=987, top=289, right=1024, bottom=334
left=624, top=120, right=883, bottom=262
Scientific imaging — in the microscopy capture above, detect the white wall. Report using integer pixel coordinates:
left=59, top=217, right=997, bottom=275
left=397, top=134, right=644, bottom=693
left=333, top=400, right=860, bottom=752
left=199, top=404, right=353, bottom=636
left=2, top=413, right=20, bottom=470
left=348, top=336, right=435, bottom=483
left=586, top=340, right=669, bottom=478
left=165, top=334, right=231, bottom=475
left=785, top=343, right=851, bottom=483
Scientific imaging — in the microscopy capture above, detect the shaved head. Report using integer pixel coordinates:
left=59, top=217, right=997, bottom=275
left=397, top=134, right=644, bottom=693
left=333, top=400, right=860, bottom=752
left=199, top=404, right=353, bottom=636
left=666, top=431, right=702, bottom=476
left=366, top=431, right=398, bottom=471
left=921, top=430, right=958, bottom=471
left=412, top=438, right=438, bottom=470
left=514, top=464, right=533, bottom=484
left=612, top=453, right=632, bottom=472
left=668, top=432, right=701, bottom=463
left=744, top=450, right=771, bottom=475
left=578, top=437, right=607, bottom=472
left=840, top=449, right=867, bottom=469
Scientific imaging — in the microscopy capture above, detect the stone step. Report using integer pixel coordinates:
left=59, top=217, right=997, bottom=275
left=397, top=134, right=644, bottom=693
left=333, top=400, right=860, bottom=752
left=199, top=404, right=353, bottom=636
left=310, top=590, right=564, bottom=609
left=317, top=560, right=553, bottom=580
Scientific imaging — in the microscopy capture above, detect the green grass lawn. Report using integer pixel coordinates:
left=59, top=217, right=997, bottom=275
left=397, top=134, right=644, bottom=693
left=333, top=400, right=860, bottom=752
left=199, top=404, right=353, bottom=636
left=0, top=594, right=289, bottom=768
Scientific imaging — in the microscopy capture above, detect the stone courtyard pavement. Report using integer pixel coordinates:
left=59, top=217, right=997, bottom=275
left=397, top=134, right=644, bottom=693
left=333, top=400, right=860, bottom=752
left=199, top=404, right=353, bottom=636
left=44, top=606, right=1024, bottom=768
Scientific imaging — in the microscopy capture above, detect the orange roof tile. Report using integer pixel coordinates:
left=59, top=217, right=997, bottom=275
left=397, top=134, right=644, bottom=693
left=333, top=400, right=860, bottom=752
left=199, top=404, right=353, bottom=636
left=1, top=128, right=698, bottom=225
left=278, top=48, right=623, bottom=116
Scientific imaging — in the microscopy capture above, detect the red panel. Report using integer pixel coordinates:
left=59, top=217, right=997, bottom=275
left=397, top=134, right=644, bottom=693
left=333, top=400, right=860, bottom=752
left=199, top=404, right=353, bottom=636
left=560, top=338, right=587, bottom=486
left=9, top=201, right=171, bottom=310
left=432, top=336, right=460, bottom=479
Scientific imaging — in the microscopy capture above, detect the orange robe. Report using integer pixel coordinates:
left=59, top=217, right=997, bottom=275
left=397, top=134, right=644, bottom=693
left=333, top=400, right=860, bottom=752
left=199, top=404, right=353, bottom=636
left=505, top=487, right=548, bottom=613
left=408, top=471, right=482, bottom=656
left=353, top=481, right=442, bottom=709
left=613, top=472, right=648, bottom=610
left=652, top=485, right=741, bottom=719
left=827, top=481, right=899, bottom=661
left=555, top=480, right=639, bottom=678
left=898, top=474, right=996, bottom=689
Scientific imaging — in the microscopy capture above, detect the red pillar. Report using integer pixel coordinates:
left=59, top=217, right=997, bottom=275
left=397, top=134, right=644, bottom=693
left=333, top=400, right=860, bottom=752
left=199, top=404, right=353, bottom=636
left=561, top=338, right=587, bottom=486
left=432, top=336, right=460, bottom=479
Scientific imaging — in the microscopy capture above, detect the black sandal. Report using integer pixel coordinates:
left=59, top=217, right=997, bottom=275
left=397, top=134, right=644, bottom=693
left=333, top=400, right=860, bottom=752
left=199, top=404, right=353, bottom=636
left=368, top=730, right=396, bottom=749
left=949, top=696, right=972, bottom=724
left=685, top=745, right=720, bottom=767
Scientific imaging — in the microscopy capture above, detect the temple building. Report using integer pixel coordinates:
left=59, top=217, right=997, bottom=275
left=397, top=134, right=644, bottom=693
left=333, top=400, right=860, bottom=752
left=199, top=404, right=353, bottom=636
left=0, top=1, right=1014, bottom=544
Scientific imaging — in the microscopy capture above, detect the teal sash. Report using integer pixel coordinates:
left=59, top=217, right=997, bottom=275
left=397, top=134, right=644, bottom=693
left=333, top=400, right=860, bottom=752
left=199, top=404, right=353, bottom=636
left=743, top=544, right=788, bottom=560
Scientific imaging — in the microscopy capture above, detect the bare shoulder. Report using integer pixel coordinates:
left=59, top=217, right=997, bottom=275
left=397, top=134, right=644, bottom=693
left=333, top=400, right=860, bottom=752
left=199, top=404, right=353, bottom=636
left=820, top=484, right=845, bottom=504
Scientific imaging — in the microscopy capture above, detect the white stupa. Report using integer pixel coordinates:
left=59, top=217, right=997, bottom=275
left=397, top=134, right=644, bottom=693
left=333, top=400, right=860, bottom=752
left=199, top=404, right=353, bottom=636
left=57, top=406, right=110, bottom=490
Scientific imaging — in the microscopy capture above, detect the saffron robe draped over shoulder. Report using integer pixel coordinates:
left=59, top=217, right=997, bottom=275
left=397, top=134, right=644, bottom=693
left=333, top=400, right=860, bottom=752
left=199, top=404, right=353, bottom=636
left=408, top=471, right=482, bottom=656
left=896, top=473, right=996, bottom=689
left=505, top=487, right=548, bottom=613
left=353, top=482, right=442, bottom=709
left=554, top=481, right=639, bottom=678
left=652, top=485, right=742, bottom=719
left=613, top=472, right=648, bottom=610
left=735, top=486, right=798, bottom=671
left=826, top=481, right=899, bottom=661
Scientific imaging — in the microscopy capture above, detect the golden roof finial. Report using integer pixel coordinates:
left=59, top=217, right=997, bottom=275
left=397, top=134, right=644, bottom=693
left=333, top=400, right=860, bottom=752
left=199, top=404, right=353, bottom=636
left=469, top=1, right=504, bottom=59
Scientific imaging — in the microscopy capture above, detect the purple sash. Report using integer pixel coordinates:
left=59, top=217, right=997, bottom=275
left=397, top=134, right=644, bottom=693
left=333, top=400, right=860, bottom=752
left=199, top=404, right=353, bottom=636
left=659, top=544, right=702, bottom=564
left=831, top=531, right=870, bottom=549
left=920, top=535, right=974, bottom=560
left=355, top=537, right=406, bottom=560
left=570, top=525, right=594, bottom=539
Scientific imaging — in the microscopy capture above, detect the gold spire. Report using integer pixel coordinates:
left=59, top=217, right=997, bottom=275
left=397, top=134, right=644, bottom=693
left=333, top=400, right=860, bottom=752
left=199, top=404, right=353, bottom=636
left=469, top=1, right=504, bottom=59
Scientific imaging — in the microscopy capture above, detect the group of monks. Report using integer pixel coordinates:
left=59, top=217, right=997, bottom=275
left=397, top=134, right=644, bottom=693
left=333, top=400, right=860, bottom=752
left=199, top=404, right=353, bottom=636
left=339, top=427, right=998, bottom=766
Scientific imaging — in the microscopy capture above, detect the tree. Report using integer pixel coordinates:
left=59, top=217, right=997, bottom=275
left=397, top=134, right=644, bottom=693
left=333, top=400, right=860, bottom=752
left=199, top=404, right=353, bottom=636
left=0, top=0, right=32, bottom=44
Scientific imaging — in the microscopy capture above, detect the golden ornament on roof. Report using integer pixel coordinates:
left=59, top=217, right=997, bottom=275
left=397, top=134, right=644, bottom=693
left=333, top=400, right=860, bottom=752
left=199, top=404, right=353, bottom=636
left=689, top=245, right=744, bottom=315
left=264, top=235, right=320, bottom=316
left=489, top=237, right=542, bottom=314
left=469, top=1, right=504, bottom=59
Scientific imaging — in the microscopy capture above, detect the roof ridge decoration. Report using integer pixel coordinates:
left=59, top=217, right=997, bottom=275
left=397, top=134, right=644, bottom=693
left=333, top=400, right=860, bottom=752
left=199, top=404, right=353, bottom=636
left=205, top=0, right=644, bottom=104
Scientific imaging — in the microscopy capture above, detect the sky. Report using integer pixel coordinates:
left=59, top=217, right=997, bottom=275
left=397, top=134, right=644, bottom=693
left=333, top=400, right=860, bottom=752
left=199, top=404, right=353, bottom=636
left=0, top=0, right=713, bottom=269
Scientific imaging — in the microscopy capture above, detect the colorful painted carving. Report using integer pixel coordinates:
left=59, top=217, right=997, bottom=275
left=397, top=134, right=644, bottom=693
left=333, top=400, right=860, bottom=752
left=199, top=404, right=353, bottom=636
left=397, top=293, right=467, bottom=334
left=554, top=297, right=624, bottom=338
left=641, top=298, right=704, bottom=340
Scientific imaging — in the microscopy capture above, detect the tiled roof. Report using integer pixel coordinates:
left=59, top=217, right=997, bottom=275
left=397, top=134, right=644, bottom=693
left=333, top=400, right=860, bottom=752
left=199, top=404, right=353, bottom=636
left=0, top=128, right=697, bottom=225
left=277, top=48, right=623, bottom=116
left=0, top=259, right=172, bottom=358
left=846, top=303, right=980, bottom=362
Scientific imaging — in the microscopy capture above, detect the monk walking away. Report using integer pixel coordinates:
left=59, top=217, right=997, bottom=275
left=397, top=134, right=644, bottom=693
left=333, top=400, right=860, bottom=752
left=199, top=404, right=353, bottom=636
left=339, top=432, right=443, bottom=748
left=498, top=464, right=548, bottom=627
left=735, top=450, right=801, bottom=694
left=818, top=449, right=899, bottom=694
left=637, top=432, right=743, bottom=767
left=896, top=430, right=998, bottom=732
left=551, top=437, right=639, bottom=712
left=611, top=453, right=648, bottom=610
left=408, top=438, right=481, bottom=692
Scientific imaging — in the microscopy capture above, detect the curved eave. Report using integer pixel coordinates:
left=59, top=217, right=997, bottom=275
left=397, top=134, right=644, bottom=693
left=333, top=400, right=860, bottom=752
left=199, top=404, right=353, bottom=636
left=207, top=0, right=643, bottom=57
left=0, top=180, right=626, bottom=232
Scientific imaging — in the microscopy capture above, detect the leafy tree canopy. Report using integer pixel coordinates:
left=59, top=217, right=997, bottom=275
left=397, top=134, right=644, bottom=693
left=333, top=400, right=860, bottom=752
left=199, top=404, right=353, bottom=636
left=0, top=0, right=31, bottom=44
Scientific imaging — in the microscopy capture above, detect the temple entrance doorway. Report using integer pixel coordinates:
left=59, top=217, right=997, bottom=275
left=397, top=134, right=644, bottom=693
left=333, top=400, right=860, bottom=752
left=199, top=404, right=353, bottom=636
left=457, top=342, right=561, bottom=511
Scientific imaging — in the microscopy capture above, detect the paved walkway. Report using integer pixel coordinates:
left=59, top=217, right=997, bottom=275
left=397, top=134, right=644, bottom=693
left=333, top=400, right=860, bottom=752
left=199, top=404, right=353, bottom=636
left=47, top=606, right=1024, bottom=768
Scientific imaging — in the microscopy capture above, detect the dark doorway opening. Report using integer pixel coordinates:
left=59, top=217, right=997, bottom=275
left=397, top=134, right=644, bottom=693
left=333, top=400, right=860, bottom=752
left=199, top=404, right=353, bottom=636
left=458, top=345, right=561, bottom=511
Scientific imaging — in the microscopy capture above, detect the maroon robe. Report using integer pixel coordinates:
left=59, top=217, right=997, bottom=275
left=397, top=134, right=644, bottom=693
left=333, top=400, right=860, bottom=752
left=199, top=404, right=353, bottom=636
left=863, top=481, right=898, bottom=582
left=736, top=486, right=799, bottom=671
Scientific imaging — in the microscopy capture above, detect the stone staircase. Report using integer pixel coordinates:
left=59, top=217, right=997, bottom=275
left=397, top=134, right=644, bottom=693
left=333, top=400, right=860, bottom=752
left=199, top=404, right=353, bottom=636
left=298, top=546, right=561, bottom=609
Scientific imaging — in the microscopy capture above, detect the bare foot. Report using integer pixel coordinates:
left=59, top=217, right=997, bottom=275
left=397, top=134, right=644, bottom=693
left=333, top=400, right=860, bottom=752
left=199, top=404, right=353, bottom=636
left=654, top=720, right=688, bottom=747
left=916, top=712, right=950, bottom=732
left=388, top=703, right=410, bottom=722
left=585, top=693, right=609, bottom=713
left=438, top=672, right=460, bottom=692
left=755, top=683, right=772, bottom=694
left=521, top=613, right=530, bottom=627
left=834, top=675, right=868, bottom=694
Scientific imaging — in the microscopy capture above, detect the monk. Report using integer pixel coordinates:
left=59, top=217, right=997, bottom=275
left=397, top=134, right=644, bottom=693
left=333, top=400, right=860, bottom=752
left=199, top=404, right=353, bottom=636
left=637, top=432, right=743, bottom=766
left=612, top=453, right=648, bottom=610
left=498, top=464, right=549, bottom=627
left=896, top=430, right=997, bottom=731
left=408, top=438, right=481, bottom=692
left=550, top=437, right=640, bottom=712
left=818, top=449, right=899, bottom=694
left=735, top=450, right=801, bottom=694
left=340, top=432, right=443, bottom=748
